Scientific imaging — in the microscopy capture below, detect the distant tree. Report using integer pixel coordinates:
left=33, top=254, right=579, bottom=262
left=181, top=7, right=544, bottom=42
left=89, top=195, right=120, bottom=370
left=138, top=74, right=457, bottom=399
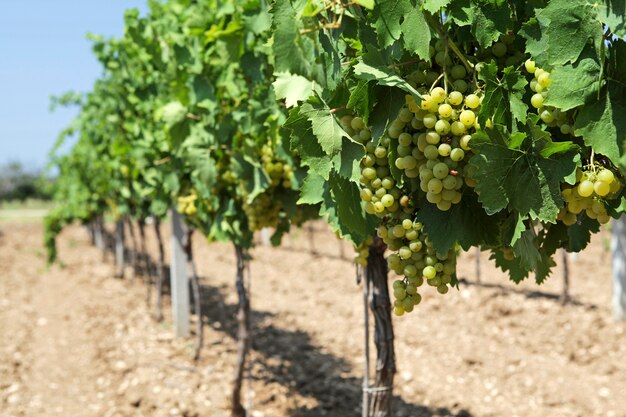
left=0, top=162, right=55, bottom=201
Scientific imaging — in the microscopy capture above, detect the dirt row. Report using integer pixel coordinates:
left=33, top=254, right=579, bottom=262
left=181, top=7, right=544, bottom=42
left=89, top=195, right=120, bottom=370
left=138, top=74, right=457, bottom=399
left=1, top=221, right=625, bottom=417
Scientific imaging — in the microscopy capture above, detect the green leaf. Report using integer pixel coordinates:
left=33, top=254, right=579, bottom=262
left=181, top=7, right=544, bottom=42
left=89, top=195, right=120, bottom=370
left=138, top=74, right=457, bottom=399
left=273, top=72, right=320, bottom=108
left=354, top=0, right=375, bottom=10
left=370, top=0, right=412, bottom=48
left=470, top=126, right=578, bottom=222
left=272, top=0, right=320, bottom=84
left=298, top=172, right=326, bottom=204
left=399, top=8, right=431, bottom=60
left=415, top=193, right=501, bottom=256
left=422, top=0, right=450, bottom=14
left=519, top=0, right=603, bottom=67
left=544, top=48, right=602, bottom=111
left=471, top=0, right=512, bottom=49
left=368, top=87, right=407, bottom=142
left=353, top=51, right=423, bottom=98
left=591, top=0, right=626, bottom=37
left=574, top=89, right=626, bottom=167
left=347, top=80, right=375, bottom=123
left=300, top=102, right=349, bottom=156
left=285, top=107, right=333, bottom=179
left=478, top=63, right=528, bottom=129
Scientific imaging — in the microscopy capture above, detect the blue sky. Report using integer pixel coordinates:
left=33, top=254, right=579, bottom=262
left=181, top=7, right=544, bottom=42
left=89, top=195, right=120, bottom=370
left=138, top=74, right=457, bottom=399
left=0, top=1, right=149, bottom=170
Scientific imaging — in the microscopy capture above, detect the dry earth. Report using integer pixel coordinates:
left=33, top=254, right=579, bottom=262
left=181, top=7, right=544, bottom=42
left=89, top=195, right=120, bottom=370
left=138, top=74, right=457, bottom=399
left=1, top=221, right=625, bottom=417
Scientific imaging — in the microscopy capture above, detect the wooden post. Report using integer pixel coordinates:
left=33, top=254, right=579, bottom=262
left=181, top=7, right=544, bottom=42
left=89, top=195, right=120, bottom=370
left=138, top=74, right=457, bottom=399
left=94, top=216, right=104, bottom=251
left=170, top=209, right=190, bottom=337
left=364, top=237, right=395, bottom=417
left=611, top=217, right=626, bottom=321
left=114, top=218, right=125, bottom=278
left=560, top=249, right=570, bottom=304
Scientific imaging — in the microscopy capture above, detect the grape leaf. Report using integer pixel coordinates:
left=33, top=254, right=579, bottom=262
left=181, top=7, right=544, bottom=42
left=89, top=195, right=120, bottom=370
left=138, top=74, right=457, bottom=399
left=347, top=80, right=375, bottom=123
left=354, top=0, right=375, bottom=9
left=543, top=48, right=601, bottom=112
left=399, top=8, right=431, bottom=60
left=370, top=0, right=412, bottom=48
left=414, top=193, right=501, bottom=256
left=273, top=72, right=320, bottom=108
left=353, top=50, right=423, bottom=98
left=299, top=101, right=349, bottom=156
left=284, top=107, right=333, bottom=179
left=512, top=229, right=541, bottom=273
left=500, top=211, right=526, bottom=247
left=590, top=0, right=626, bottom=38
left=317, top=172, right=378, bottom=245
left=471, top=0, right=512, bottom=49
left=368, top=87, right=406, bottom=143
left=478, top=63, right=528, bottom=129
left=272, top=0, right=327, bottom=86
left=519, top=0, right=603, bottom=67
left=422, top=0, right=451, bottom=14
left=470, top=126, right=578, bottom=222
left=297, top=172, right=326, bottom=204
left=546, top=216, right=600, bottom=254
left=574, top=88, right=626, bottom=167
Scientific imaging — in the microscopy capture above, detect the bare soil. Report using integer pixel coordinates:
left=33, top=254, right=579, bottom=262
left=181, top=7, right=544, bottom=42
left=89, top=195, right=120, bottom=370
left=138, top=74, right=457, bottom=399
left=1, top=221, right=625, bottom=417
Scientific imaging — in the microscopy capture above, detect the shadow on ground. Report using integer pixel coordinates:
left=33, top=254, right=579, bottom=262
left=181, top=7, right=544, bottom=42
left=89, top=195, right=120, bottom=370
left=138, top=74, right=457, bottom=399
left=198, top=282, right=473, bottom=417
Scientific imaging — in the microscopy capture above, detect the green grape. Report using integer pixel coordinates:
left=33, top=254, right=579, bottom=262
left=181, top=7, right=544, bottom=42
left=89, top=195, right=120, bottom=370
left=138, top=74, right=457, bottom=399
left=464, top=94, right=480, bottom=109
left=423, top=265, right=436, bottom=279
left=597, top=169, right=615, bottom=184
left=450, top=148, right=465, bottom=162
left=577, top=180, right=594, bottom=197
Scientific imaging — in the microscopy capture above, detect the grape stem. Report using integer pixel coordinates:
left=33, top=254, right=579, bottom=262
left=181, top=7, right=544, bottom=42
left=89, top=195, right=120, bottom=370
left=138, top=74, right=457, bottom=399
left=425, top=13, right=474, bottom=73
left=429, top=72, right=445, bottom=93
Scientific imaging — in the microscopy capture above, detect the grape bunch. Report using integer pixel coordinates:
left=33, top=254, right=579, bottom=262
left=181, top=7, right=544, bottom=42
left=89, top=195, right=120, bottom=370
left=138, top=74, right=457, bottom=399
left=261, top=144, right=294, bottom=189
left=403, top=86, right=479, bottom=211
left=524, top=60, right=575, bottom=135
left=353, top=236, right=374, bottom=267
left=243, top=192, right=281, bottom=230
left=479, top=33, right=526, bottom=69
left=177, top=191, right=198, bottom=216
left=241, top=143, right=297, bottom=231
left=558, top=166, right=621, bottom=225
left=342, top=115, right=409, bottom=217
left=376, top=217, right=456, bottom=316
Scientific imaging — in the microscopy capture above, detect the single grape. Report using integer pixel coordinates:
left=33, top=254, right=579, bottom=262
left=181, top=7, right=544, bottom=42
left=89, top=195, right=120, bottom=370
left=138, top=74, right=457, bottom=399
left=524, top=59, right=536, bottom=73
left=465, top=94, right=480, bottom=109
left=594, top=181, right=610, bottom=197
left=459, top=110, right=476, bottom=127
left=438, top=143, right=452, bottom=157
left=423, top=266, right=437, bottom=279
left=428, top=178, right=444, bottom=193
left=435, top=119, right=451, bottom=135
left=450, top=148, right=465, bottom=162
left=431, top=87, right=446, bottom=103
left=439, top=103, right=453, bottom=118
left=531, top=93, right=544, bottom=109
left=577, top=180, right=594, bottom=197
left=597, top=169, right=615, bottom=184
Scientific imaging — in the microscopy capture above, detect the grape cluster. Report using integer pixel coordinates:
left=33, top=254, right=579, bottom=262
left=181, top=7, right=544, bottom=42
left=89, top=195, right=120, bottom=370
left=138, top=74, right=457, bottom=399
left=558, top=167, right=621, bottom=225
left=241, top=144, right=296, bottom=231
left=343, top=115, right=408, bottom=217
left=243, top=192, right=281, bottom=230
left=524, top=60, right=575, bottom=135
left=353, top=236, right=374, bottom=267
left=377, top=218, right=456, bottom=316
left=261, top=144, right=294, bottom=188
left=403, top=86, right=479, bottom=210
left=480, top=33, right=525, bottom=69
left=177, top=191, right=198, bottom=216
